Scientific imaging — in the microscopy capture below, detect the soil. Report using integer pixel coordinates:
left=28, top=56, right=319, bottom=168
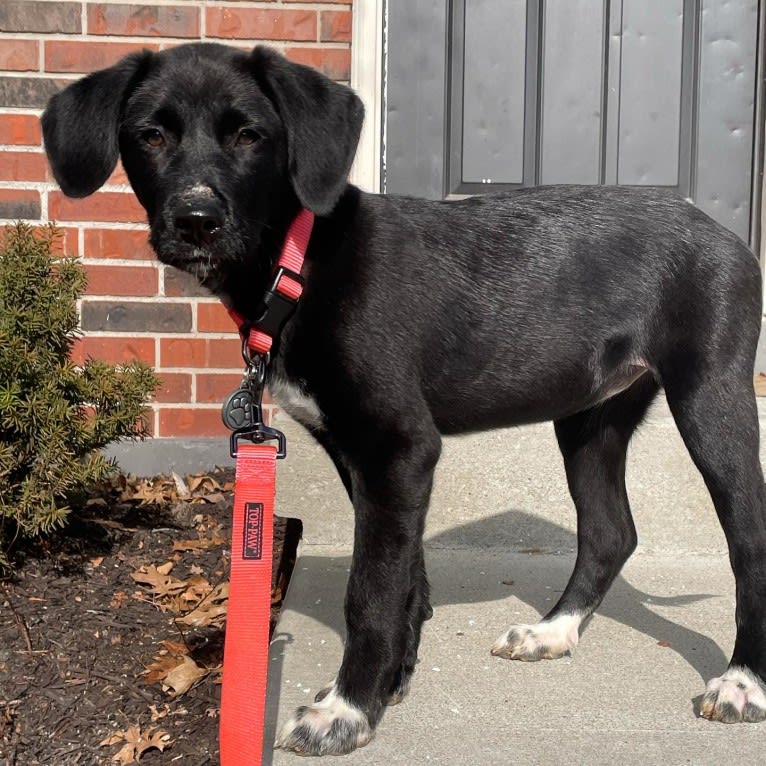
left=0, top=468, right=301, bottom=766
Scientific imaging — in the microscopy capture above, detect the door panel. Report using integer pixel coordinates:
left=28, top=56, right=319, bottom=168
left=462, top=0, right=527, bottom=184
left=618, top=0, right=684, bottom=186
left=540, top=0, right=604, bottom=185
left=384, top=0, right=761, bottom=244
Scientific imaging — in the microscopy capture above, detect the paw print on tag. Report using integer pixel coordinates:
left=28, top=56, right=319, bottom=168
left=221, top=387, right=255, bottom=430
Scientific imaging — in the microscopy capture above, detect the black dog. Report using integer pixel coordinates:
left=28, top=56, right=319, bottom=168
left=42, top=43, right=766, bottom=755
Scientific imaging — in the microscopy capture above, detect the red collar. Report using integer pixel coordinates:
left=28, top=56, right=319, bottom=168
left=226, top=208, right=314, bottom=358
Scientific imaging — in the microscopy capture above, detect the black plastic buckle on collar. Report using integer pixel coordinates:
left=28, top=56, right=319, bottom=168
left=250, top=266, right=304, bottom=339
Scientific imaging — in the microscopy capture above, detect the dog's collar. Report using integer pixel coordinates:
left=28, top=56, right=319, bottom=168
left=226, top=208, right=315, bottom=359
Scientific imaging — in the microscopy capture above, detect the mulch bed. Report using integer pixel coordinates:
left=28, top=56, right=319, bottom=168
left=0, top=468, right=301, bottom=766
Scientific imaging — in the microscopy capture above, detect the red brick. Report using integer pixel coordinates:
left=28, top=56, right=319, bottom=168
left=0, top=1, right=81, bottom=34
left=49, top=191, right=146, bottom=223
left=88, top=4, right=200, bottom=38
left=71, top=336, right=155, bottom=366
left=206, top=7, right=317, bottom=41
left=0, top=150, right=47, bottom=182
left=0, top=114, right=41, bottom=146
left=164, top=266, right=208, bottom=297
left=84, top=228, right=153, bottom=261
left=84, top=264, right=158, bottom=296
left=158, top=407, right=228, bottom=437
left=51, top=226, right=79, bottom=256
left=45, top=40, right=159, bottom=74
left=0, top=76, right=65, bottom=108
left=320, top=10, right=352, bottom=42
left=1, top=224, right=78, bottom=256
left=155, top=372, right=192, bottom=403
left=107, top=160, right=130, bottom=186
left=197, top=302, right=239, bottom=333
left=81, top=300, right=190, bottom=332
left=196, top=373, right=245, bottom=404
left=284, top=0, right=349, bottom=4
left=0, top=40, right=38, bottom=72
left=160, top=337, right=241, bottom=369
left=0, top=188, right=40, bottom=219
left=143, top=413, right=156, bottom=438
left=285, top=47, right=350, bottom=81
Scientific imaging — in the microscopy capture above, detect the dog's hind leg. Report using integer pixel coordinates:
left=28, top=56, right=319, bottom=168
left=662, top=359, right=766, bottom=723
left=492, top=373, right=659, bottom=661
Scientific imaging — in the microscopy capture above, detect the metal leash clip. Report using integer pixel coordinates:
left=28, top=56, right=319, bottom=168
left=221, top=342, right=287, bottom=459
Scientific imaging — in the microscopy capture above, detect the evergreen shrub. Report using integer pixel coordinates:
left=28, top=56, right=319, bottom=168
left=0, top=224, right=159, bottom=565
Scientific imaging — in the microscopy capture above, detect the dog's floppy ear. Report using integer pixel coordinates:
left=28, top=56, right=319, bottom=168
left=251, top=46, right=364, bottom=216
left=42, top=51, right=152, bottom=198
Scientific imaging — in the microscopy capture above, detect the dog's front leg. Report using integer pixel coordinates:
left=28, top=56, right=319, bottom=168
left=276, top=429, right=441, bottom=756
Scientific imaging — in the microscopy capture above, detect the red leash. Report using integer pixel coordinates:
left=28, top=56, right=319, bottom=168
left=219, top=209, right=314, bottom=765
left=219, top=443, right=277, bottom=766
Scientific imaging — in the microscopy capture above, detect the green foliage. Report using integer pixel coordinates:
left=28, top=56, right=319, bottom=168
left=0, top=223, right=159, bottom=565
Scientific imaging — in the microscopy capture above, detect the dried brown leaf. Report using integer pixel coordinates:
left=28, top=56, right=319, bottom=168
left=174, top=581, right=229, bottom=627
left=200, top=492, right=227, bottom=504
left=160, top=639, right=189, bottom=656
left=149, top=703, right=170, bottom=722
left=172, top=535, right=224, bottom=552
left=130, top=564, right=187, bottom=598
left=172, top=471, right=190, bottom=499
left=186, top=475, right=207, bottom=493
left=162, top=655, right=208, bottom=696
left=100, top=725, right=171, bottom=764
left=144, top=655, right=184, bottom=686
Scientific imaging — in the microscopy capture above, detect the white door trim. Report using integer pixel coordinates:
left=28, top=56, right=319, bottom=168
left=350, top=0, right=383, bottom=193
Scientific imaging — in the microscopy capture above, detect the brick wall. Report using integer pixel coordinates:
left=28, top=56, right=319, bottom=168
left=0, top=0, right=353, bottom=438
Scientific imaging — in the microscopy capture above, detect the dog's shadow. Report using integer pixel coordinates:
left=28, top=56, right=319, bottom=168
left=264, top=510, right=727, bottom=762
left=275, top=508, right=727, bottom=681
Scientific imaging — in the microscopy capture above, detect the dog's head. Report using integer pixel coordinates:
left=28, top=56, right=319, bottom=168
left=41, top=43, right=364, bottom=294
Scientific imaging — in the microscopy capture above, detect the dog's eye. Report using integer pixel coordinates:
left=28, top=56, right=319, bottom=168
left=236, top=129, right=261, bottom=147
left=141, top=128, right=165, bottom=148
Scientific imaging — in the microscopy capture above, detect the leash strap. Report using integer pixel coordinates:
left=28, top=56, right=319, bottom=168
left=220, top=442, right=277, bottom=765
left=220, top=208, right=314, bottom=765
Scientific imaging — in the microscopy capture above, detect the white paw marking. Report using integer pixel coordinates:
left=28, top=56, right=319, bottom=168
left=268, top=376, right=324, bottom=429
left=700, top=666, right=766, bottom=723
left=275, top=685, right=372, bottom=755
left=492, top=613, right=582, bottom=661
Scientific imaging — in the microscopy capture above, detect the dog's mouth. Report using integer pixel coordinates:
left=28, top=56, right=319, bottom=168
left=161, top=243, right=217, bottom=282
left=149, top=217, right=255, bottom=293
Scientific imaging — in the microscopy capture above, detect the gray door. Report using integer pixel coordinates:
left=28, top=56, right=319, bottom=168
left=384, top=0, right=761, bottom=246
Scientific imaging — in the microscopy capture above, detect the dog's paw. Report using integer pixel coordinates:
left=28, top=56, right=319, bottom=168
left=700, top=666, right=766, bottom=723
left=491, top=613, right=581, bottom=661
left=275, top=685, right=373, bottom=755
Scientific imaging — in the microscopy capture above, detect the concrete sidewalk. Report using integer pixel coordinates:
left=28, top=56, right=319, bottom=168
left=264, top=399, right=766, bottom=764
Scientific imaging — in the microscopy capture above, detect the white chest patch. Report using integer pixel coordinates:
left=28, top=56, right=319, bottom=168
left=269, top=376, right=324, bottom=429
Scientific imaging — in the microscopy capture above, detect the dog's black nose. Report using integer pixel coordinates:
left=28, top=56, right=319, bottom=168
left=174, top=202, right=223, bottom=246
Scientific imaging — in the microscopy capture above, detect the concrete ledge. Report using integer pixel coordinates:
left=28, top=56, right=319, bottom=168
left=105, top=437, right=233, bottom=476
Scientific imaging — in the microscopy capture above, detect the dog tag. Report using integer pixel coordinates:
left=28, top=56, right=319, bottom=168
left=222, top=385, right=257, bottom=430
